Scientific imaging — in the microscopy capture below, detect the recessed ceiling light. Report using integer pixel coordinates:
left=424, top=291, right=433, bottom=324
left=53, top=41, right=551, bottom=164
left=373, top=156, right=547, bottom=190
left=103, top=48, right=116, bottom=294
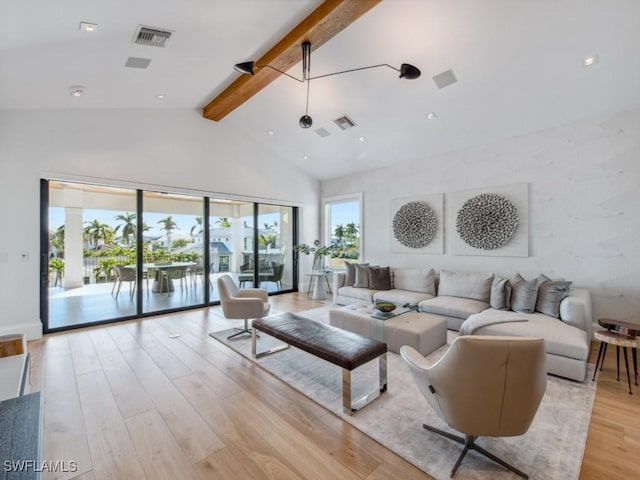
left=358, top=136, right=366, bottom=143
left=79, top=22, right=98, bottom=32
left=583, top=55, right=599, bottom=67
left=267, top=129, right=274, bottom=136
left=156, top=94, right=166, bottom=99
left=426, top=112, right=437, bottom=120
left=303, top=155, right=309, bottom=160
left=69, top=86, right=84, bottom=97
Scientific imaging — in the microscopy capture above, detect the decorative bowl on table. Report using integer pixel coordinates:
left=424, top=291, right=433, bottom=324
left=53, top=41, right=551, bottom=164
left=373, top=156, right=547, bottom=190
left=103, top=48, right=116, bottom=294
left=375, top=301, right=397, bottom=313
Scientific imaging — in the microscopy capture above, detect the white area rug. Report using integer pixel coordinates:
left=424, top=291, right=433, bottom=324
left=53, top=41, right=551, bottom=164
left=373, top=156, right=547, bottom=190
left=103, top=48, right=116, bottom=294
left=210, top=307, right=596, bottom=480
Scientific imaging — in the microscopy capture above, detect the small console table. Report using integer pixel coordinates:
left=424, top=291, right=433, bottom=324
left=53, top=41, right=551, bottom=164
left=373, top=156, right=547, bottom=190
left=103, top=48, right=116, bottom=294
left=592, top=318, right=639, bottom=394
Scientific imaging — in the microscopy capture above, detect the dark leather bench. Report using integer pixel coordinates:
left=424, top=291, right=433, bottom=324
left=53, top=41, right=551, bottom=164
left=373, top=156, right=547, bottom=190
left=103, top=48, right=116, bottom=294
left=252, top=312, right=388, bottom=415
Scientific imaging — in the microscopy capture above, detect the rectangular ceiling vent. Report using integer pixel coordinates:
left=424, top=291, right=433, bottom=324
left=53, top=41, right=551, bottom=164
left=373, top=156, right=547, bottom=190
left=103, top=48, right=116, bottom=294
left=125, top=57, right=152, bottom=69
left=133, top=25, right=173, bottom=48
left=315, top=127, right=331, bottom=138
left=333, top=115, right=357, bottom=131
left=432, top=69, right=458, bottom=89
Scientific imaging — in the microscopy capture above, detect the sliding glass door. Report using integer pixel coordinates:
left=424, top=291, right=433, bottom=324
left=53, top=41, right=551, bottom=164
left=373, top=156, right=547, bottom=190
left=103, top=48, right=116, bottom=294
left=47, top=181, right=139, bottom=329
left=141, top=191, right=205, bottom=314
left=257, top=204, right=294, bottom=293
left=42, top=180, right=298, bottom=332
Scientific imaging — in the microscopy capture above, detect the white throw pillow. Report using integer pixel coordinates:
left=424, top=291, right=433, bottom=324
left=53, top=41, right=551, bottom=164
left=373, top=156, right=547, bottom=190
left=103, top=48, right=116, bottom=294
left=438, top=270, right=494, bottom=302
left=391, top=268, right=436, bottom=295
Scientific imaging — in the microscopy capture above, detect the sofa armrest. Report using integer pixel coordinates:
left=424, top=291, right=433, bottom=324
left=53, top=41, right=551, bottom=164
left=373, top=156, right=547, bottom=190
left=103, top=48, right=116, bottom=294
left=560, top=288, right=593, bottom=340
left=333, top=271, right=346, bottom=303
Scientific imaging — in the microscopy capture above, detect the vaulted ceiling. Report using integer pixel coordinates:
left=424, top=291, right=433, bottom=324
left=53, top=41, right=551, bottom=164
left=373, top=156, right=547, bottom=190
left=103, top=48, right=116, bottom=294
left=2, top=0, right=640, bottom=181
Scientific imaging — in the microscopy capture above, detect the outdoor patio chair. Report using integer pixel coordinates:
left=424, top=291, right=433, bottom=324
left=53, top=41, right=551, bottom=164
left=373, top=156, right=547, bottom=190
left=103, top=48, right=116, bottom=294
left=113, top=265, right=137, bottom=300
left=160, top=266, right=187, bottom=294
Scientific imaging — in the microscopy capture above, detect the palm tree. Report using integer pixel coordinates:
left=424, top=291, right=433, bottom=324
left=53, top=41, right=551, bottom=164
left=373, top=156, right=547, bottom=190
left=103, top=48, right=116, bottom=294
left=190, top=216, right=203, bottom=240
left=158, top=216, right=178, bottom=252
left=114, top=212, right=137, bottom=245
left=334, top=224, right=345, bottom=245
left=345, top=222, right=359, bottom=243
left=83, top=220, right=115, bottom=250
left=50, top=225, right=65, bottom=253
left=216, top=217, right=232, bottom=228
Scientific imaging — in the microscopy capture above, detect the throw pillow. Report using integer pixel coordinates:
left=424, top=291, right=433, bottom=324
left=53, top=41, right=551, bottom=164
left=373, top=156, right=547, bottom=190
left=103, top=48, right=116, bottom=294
left=344, top=261, right=368, bottom=286
left=536, top=274, right=572, bottom=318
left=391, top=268, right=436, bottom=294
left=490, top=276, right=512, bottom=310
left=368, top=266, right=392, bottom=290
left=510, top=273, right=540, bottom=313
left=438, top=270, right=494, bottom=302
left=354, top=264, right=374, bottom=288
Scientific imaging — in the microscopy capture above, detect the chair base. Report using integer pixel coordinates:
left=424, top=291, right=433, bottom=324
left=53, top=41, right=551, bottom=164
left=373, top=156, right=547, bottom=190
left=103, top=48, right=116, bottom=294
left=423, top=424, right=529, bottom=479
left=227, top=319, right=259, bottom=340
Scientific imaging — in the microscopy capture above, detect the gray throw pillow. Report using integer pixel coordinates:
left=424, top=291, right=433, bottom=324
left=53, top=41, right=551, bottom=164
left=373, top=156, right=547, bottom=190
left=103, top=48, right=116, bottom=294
left=354, top=264, right=373, bottom=288
left=510, top=273, right=540, bottom=313
left=536, top=274, right=572, bottom=318
left=344, top=261, right=368, bottom=286
left=490, top=276, right=512, bottom=310
left=368, top=266, right=392, bottom=290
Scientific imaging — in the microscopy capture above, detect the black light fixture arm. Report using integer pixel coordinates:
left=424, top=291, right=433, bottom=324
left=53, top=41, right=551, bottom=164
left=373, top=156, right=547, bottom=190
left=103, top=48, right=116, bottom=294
left=232, top=41, right=420, bottom=128
left=308, top=63, right=397, bottom=80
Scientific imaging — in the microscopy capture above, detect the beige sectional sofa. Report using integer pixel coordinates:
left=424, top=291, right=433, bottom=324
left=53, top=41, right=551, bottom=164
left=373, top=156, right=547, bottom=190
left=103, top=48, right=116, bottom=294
left=332, top=267, right=592, bottom=382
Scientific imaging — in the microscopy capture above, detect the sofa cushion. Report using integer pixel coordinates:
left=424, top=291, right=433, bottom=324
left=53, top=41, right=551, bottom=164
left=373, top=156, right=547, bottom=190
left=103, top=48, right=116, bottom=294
left=391, top=268, right=436, bottom=295
left=437, top=270, right=494, bottom=302
left=490, top=276, right=512, bottom=310
left=368, top=266, right=392, bottom=290
left=536, top=274, right=572, bottom=318
left=419, top=296, right=490, bottom=320
left=373, top=289, right=434, bottom=305
left=337, top=286, right=379, bottom=302
left=344, top=261, right=368, bottom=287
left=462, top=309, right=589, bottom=361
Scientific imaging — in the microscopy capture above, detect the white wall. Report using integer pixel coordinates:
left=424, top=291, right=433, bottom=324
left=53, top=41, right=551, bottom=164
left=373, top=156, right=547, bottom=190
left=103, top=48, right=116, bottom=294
left=321, top=109, right=640, bottom=322
left=0, top=109, right=320, bottom=339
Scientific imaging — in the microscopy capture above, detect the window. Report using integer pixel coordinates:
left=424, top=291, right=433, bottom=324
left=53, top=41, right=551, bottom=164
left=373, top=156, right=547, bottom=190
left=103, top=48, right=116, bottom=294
left=323, top=193, right=363, bottom=267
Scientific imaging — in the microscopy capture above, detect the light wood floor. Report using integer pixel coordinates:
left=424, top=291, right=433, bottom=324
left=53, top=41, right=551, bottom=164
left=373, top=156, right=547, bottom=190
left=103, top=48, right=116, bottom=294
left=27, top=293, right=639, bottom=480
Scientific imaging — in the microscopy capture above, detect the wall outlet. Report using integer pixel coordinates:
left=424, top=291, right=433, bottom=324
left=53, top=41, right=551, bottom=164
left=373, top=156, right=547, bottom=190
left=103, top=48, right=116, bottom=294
left=0, top=252, right=7, bottom=263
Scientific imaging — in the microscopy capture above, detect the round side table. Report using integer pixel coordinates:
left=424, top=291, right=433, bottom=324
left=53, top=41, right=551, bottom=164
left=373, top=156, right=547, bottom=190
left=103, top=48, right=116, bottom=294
left=597, top=318, right=639, bottom=386
left=592, top=329, right=639, bottom=394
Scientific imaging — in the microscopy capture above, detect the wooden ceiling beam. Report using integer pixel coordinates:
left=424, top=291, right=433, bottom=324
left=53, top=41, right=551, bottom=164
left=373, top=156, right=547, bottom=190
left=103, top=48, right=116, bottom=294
left=202, top=0, right=383, bottom=122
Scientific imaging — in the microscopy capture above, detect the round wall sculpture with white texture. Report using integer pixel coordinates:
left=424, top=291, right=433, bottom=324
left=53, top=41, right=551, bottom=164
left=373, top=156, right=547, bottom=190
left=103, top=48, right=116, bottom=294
left=392, top=201, right=438, bottom=248
left=456, top=193, right=519, bottom=249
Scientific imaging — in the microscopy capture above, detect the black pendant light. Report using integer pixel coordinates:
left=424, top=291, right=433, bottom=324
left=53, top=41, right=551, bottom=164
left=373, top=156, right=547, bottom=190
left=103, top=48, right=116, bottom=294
left=233, top=42, right=420, bottom=128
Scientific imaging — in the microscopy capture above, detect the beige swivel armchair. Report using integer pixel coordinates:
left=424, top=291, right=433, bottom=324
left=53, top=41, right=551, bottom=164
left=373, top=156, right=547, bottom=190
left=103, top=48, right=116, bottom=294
left=217, top=275, right=271, bottom=340
left=401, top=336, right=547, bottom=479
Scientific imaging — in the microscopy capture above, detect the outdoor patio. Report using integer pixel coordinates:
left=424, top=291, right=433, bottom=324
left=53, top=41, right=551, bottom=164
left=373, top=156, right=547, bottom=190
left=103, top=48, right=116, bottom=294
left=48, top=272, right=286, bottom=329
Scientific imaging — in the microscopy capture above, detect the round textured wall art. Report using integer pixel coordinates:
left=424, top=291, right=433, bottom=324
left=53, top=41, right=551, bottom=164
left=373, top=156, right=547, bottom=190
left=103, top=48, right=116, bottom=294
left=392, top=201, right=438, bottom=248
left=456, top=193, right=519, bottom=250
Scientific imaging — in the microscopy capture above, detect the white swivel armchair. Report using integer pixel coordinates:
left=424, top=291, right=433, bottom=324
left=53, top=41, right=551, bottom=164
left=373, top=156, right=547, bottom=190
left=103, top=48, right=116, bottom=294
left=217, top=275, right=271, bottom=340
left=401, top=336, right=547, bottom=479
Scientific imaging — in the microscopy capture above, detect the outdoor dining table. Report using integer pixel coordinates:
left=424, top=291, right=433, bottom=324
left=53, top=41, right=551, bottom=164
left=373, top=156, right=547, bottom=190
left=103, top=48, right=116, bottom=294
left=127, top=262, right=196, bottom=293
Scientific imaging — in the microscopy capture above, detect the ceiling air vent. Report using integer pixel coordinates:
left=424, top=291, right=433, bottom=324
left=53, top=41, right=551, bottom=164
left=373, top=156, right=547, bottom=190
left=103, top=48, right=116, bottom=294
left=133, top=25, right=173, bottom=48
left=125, top=57, right=152, bottom=69
left=315, top=127, right=331, bottom=138
left=432, top=69, right=458, bottom=89
left=333, top=115, right=357, bottom=131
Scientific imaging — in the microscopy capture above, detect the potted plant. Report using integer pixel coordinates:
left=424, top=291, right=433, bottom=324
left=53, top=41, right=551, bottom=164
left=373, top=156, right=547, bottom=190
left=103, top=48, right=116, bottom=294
left=294, top=242, right=337, bottom=271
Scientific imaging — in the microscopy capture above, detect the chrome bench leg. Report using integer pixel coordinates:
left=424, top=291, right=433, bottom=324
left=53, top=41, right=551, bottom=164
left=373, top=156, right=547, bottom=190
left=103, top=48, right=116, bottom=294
left=342, top=353, right=387, bottom=416
left=251, top=327, right=290, bottom=359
